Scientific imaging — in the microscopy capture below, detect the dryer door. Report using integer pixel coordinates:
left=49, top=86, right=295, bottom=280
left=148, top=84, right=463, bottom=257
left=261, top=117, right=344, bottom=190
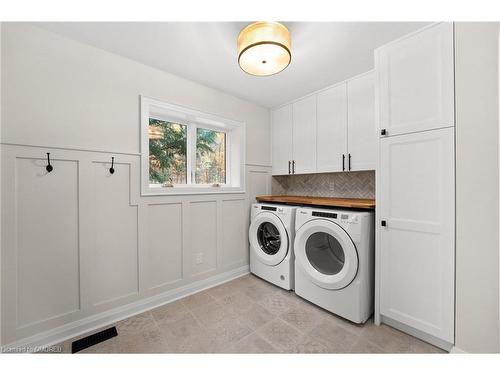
left=295, top=219, right=358, bottom=290
left=249, top=212, right=289, bottom=266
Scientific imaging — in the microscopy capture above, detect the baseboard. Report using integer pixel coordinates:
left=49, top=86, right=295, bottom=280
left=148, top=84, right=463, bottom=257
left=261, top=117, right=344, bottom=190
left=2, top=265, right=249, bottom=352
left=380, top=315, right=454, bottom=352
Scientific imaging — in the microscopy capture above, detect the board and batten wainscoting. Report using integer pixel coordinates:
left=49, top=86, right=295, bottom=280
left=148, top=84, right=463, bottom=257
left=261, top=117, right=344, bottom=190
left=0, top=23, right=273, bottom=349
left=0, top=144, right=271, bottom=348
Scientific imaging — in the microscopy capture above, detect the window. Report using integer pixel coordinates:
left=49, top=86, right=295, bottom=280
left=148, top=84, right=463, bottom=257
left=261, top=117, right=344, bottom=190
left=141, top=96, right=245, bottom=195
left=149, top=119, right=188, bottom=185
left=195, top=128, right=226, bottom=184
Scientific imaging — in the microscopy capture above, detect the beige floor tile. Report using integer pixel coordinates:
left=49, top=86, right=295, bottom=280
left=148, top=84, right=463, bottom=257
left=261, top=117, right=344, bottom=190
left=116, top=311, right=157, bottom=336
left=238, top=303, right=276, bottom=330
left=308, top=320, right=358, bottom=353
left=204, top=318, right=253, bottom=352
left=219, top=274, right=256, bottom=291
left=275, top=289, right=300, bottom=305
left=358, top=323, right=414, bottom=353
left=239, top=282, right=277, bottom=302
left=46, top=275, right=448, bottom=354
left=150, top=299, right=190, bottom=324
left=280, top=306, right=324, bottom=334
left=229, top=332, right=281, bottom=353
left=291, top=334, right=334, bottom=353
left=349, top=337, right=386, bottom=353
left=408, top=337, right=445, bottom=353
left=165, top=330, right=214, bottom=353
left=219, top=291, right=255, bottom=314
left=116, top=327, right=169, bottom=353
left=190, top=301, right=237, bottom=327
left=158, top=312, right=201, bottom=340
left=256, top=319, right=303, bottom=351
left=207, top=281, right=241, bottom=299
left=181, top=290, right=217, bottom=310
left=309, top=304, right=368, bottom=337
left=257, top=291, right=297, bottom=315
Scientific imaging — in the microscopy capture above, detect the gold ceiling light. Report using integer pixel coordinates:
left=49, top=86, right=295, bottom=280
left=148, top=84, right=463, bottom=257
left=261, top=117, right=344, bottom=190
left=237, top=21, right=291, bottom=76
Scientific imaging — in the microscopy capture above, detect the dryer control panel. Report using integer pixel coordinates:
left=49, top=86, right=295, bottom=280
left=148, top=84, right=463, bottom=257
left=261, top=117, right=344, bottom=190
left=340, top=213, right=359, bottom=224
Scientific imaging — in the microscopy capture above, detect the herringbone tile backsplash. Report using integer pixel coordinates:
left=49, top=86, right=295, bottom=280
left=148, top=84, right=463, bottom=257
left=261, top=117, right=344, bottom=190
left=272, top=171, right=375, bottom=199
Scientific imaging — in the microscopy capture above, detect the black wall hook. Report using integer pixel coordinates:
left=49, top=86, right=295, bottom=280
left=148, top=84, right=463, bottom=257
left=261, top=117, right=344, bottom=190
left=46, top=153, right=53, bottom=173
left=109, top=157, right=115, bottom=174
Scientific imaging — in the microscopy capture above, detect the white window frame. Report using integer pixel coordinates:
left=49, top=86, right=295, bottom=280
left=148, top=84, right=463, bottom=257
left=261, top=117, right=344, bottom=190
left=141, top=96, right=245, bottom=196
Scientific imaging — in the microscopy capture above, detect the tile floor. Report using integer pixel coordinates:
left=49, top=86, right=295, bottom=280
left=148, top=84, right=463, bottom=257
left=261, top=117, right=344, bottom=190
left=53, top=274, right=445, bottom=353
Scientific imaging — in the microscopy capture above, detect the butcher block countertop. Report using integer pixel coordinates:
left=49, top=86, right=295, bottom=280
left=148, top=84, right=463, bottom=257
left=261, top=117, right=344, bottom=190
left=255, top=195, right=376, bottom=210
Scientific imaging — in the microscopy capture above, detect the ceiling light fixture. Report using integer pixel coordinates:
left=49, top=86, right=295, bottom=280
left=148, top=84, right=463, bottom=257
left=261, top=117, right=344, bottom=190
left=237, top=21, right=291, bottom=76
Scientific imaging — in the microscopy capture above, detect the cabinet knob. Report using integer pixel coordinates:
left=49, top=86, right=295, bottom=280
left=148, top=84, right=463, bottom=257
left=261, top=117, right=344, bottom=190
left=381, top=220, right=387, bottom=227
left=381, top=129, right=387, bottom=136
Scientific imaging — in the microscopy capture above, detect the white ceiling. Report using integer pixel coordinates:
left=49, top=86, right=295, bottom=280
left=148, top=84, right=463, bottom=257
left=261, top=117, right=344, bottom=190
left=34, top=22, right=430, bottom=108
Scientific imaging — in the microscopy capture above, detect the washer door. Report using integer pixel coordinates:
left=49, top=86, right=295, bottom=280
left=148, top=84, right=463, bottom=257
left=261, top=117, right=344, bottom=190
left=249, top=212, right=289, bottom=266
left=295, top=219, right=358, bottom=290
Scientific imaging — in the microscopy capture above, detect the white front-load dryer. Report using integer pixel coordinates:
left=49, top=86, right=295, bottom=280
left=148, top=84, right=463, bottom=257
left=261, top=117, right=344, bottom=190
left=249, top=203, right=297, bottom=290
left=294, top=207, right=375, bottom=323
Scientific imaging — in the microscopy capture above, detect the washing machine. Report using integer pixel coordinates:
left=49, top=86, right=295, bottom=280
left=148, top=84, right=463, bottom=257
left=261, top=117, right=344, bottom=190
left=249, top=203, right=297, bottom=290
left=294, top=207, right=375, bottom=323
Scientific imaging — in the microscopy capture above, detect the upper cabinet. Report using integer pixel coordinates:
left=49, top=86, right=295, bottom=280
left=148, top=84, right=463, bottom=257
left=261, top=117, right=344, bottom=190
left=271, top=104, right=293, bottom=175
left=317, top=83, right=347, bottom=173
left=292, top=96, right=317, bottom=174
left=376, top=22, right=454, bottom=137
left=347, top=72, right=376, bottom=171
left=271, top=71, right=376, bottom=176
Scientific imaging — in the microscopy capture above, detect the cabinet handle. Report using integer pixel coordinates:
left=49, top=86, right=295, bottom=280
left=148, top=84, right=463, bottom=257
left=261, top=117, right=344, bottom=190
left=288, top=160, right=291, bottom=174
left=381, top=128, right=387, bottom=136
left=342, top=154, right=345, bottom=171
left=292, top=160, right=295, bottom=174
left=348, top=153, right=352, bottom=171
left=381, top=220, right=387, bottom=227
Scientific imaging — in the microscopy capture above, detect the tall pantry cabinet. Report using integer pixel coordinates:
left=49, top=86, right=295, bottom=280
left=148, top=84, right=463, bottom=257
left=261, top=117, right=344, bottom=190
left=375, top=22, right=455, bottom=350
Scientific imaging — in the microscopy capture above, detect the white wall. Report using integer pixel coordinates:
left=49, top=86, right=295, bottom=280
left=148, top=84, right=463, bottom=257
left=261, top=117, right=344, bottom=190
left=1, top=23, right=270, bottom=164
left=0, top=23, right=271, bottom=346
left=455, top=22, right=500, bottom=353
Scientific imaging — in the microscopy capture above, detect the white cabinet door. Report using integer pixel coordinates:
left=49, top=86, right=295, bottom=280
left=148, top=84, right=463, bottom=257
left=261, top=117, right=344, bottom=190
left=316, top=83, right=347, bottom=172
left=376, top=22, right=454, bottom=137
left=379, top=127, right=455, bottom=344
left=271, top=104, right=293, bottom=175
left=347, top=72, right=376, bottom=171
left=292, top=96, right=317, bottom=174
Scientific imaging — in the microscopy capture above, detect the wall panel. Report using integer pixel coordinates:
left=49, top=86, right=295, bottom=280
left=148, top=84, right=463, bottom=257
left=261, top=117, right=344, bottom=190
left=221, top=199, right=247, bottom=268
left=16, top=157, right=80, bottom=327
left=90, top=161, right=138, bottom=306
left=146, top=203, right=183, bottom=290
left=188, top=201, right=218, bottom=277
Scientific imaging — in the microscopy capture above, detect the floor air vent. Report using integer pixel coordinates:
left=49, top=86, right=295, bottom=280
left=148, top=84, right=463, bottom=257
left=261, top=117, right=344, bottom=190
left=71, top=326, right=118, bottom=353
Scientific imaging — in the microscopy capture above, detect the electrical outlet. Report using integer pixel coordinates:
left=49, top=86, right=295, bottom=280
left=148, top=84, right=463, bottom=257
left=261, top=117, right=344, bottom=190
left=195, top=253, right=203, bottom=265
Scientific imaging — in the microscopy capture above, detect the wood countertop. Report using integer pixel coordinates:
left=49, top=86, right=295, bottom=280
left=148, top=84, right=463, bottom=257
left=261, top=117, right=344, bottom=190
left=255, top=195, right=375, bottom=209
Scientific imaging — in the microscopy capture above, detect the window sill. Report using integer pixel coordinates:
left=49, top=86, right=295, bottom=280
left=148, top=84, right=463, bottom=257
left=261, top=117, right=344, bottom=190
left=141, top=186, right=246, bottom=196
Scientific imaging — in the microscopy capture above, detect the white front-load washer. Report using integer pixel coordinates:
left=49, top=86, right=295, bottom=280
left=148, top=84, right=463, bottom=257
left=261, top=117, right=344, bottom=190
left=249, top=203, right=297, bottom=290
left=294, top=207, right=375, bottom=323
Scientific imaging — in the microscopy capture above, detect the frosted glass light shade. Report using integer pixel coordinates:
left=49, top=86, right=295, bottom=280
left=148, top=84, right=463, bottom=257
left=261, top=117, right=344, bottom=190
left=237, top=22, right=291, bottom=76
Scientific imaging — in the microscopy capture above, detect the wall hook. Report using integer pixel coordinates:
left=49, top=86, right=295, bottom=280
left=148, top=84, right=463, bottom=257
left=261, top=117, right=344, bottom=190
left=109, top=157, right=115, bottom=174
left=46, top=152, right=53, bottom=173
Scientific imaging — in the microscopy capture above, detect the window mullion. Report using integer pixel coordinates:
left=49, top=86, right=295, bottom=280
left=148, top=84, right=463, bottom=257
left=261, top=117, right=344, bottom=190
left=187, top=124, right=197, bottom=185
